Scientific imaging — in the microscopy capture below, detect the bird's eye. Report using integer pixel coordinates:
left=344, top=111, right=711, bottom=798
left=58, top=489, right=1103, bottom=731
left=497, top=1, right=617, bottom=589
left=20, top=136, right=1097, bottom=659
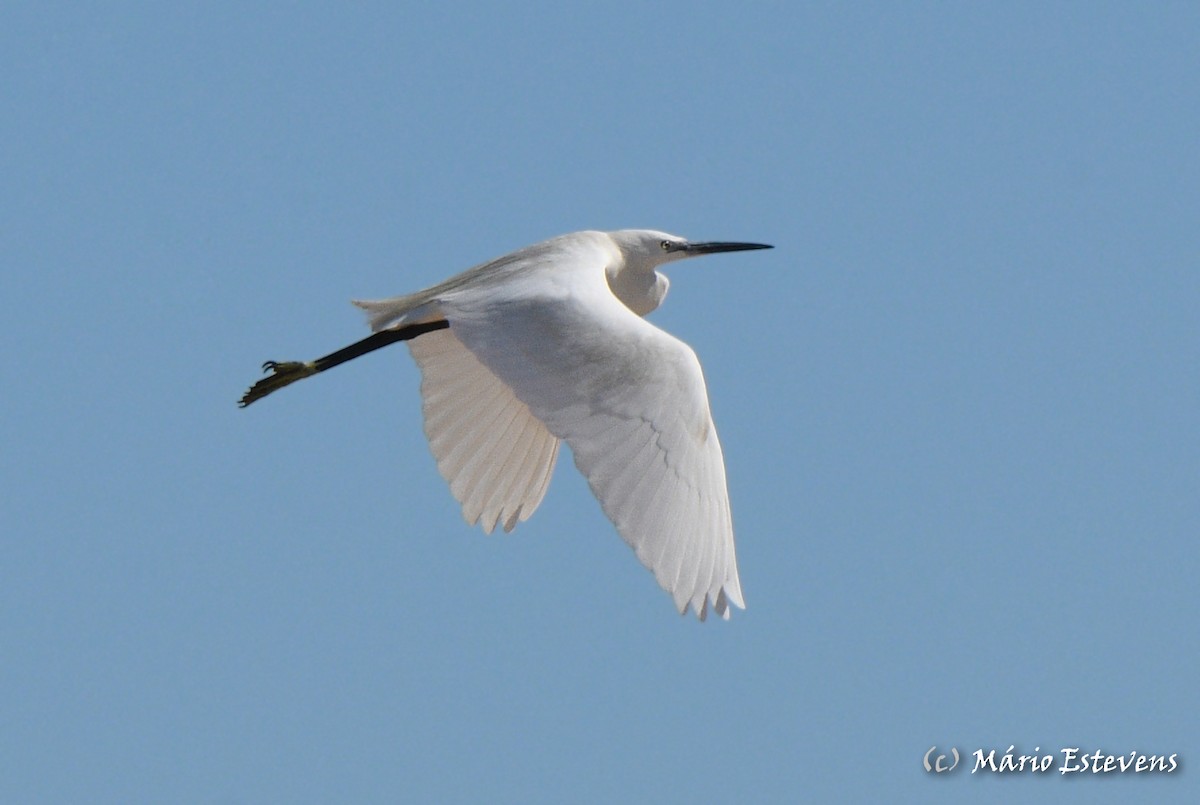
left=660, top=240, right=673, bottom=252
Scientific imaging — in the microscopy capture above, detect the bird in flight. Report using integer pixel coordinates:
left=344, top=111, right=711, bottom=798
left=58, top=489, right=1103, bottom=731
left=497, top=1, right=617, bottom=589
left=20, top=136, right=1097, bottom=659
left=240, top=229, right=772, bottom=619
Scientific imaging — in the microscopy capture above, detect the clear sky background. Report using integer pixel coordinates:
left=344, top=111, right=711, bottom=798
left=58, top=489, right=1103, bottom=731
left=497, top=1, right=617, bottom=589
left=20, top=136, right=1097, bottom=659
left=2, top=3, right=1196, bottom=803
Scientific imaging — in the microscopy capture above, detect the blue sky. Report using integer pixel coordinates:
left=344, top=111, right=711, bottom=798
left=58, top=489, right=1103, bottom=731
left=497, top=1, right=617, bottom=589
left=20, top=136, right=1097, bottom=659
left=2, top=3, right=1196, bottom=802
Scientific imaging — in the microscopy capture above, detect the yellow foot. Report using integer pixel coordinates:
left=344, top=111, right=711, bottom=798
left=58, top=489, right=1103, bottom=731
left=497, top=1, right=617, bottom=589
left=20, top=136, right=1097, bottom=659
left=238, top=360, right=318, bottom=407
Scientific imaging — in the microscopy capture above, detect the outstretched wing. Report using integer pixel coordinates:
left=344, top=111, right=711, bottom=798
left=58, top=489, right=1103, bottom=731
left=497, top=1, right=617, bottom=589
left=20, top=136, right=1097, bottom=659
left=442, top=259, right=744, bottom=620
left=560, top=341, right=744, bottom=620
left=407, top=327, right=559, bottom=534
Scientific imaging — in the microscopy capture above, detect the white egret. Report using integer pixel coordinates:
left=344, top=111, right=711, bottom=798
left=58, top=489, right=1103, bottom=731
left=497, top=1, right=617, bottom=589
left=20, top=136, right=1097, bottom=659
left=240, top=230, right=772, bottom=619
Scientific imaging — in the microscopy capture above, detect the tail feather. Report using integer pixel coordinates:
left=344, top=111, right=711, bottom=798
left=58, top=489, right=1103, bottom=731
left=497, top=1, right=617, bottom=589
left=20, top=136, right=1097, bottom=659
left=352, top=294, right=432, bottom=332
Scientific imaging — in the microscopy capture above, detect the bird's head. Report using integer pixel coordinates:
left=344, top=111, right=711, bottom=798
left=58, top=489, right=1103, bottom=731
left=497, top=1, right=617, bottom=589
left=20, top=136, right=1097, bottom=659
left=605, top=229, right=772, bottom=316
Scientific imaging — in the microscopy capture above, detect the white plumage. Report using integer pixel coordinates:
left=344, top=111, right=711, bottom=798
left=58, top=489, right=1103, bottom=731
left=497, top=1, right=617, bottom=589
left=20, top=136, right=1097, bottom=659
left=243, top=229, right=771, bottom=620
left=407, top=326, right=559, bottom=535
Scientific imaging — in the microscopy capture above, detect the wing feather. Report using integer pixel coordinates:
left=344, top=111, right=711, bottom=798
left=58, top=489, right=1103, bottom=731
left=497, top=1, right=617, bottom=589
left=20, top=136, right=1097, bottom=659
left=488, top=412, right=545, bottom=531
left=407, top=327, right=559, bottom=534
left=461, top=399, right=524, bottom=532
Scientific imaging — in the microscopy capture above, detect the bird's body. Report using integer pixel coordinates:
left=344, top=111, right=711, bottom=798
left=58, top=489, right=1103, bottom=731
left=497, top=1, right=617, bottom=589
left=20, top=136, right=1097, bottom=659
left=240, top=229, right=772, bottom=619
